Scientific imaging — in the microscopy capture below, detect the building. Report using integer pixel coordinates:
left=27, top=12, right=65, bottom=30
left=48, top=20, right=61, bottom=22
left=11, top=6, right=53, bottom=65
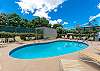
left=36, top=27, right=57, bottom=39
left=80, top=26, right=100, bottom=32
left=95, top=32, right=100, bottom=41
left=95, top=26, right=100, bottom=31
left=80, top=16, right=100, bottom=31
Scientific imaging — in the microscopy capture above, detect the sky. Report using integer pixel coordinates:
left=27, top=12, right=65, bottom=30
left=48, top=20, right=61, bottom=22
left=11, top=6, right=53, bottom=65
left=0, top=0, right=100, bottom=29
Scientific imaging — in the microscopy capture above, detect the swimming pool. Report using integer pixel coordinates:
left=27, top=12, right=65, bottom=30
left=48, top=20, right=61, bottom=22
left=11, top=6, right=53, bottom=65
left=9, top=40, right=88, bottom=59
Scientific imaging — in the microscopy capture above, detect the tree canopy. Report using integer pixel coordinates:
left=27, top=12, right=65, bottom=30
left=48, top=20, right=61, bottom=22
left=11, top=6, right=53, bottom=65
left=0, top=13, right=53, bottom=28
left=52, top=24, right=63, bottom=29
left=0, top=13, right=66, bottom=36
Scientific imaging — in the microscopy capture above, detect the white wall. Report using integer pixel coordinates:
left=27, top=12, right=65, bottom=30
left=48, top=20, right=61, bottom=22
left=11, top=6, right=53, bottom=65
left=36, top=27, right=57, bottom=39
left=43, top=27, right=57, bottom=39
left=95, top=32, right=100, bottom=41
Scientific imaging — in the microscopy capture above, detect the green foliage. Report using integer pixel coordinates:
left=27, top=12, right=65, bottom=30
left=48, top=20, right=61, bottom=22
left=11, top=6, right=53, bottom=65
left=31, top=17, right=50, bottom=28
left=53, top=24, right=63, bottom=29
left=0, top=32, right=16, bottom=38
left=8, top=13, right=22, bottom=27
left=0, top=13, right=8, bottom=25
left=56, top=27, right=64, bottom=38
left=0, top=12, right=67, bottom=38
left=0, top=13, right=52, bottom=28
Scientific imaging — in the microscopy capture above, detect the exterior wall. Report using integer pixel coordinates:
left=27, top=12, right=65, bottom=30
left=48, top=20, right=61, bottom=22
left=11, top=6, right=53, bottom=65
left=43, top=27, right=57, bottom=39
left=36, top=27, right=57, bottom=39
left=96, top=26, right=100, bottom=31
left=81, top=26, right=100, bottom=31
left=81, top=27, right=93, bottom=31
left=95, top=32, right=100, bottom=41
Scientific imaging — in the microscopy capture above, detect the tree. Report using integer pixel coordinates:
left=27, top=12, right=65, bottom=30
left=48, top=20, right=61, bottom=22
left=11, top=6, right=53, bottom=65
left=0, top=13, right=8, bottom=25
left=31, top=17, right=50, bottom=28
left=8, top=13, right=22, bottom=27
left=48, top=24, right=52, bottom=28
left=40, top=17, right=50, bottom=27
left=20, top=19, right=31, bottom=28
left=53, top=24, right=63, bottom=29
left=56, top=27, right=64, bottom=38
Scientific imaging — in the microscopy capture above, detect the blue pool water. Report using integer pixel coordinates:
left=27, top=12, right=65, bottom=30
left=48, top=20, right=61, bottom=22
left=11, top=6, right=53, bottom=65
left=9, top=40, right=88, bottom=59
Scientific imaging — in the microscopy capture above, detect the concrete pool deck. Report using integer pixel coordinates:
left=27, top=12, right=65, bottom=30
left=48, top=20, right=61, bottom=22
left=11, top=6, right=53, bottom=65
left=0, top=39, right=100, bottom=71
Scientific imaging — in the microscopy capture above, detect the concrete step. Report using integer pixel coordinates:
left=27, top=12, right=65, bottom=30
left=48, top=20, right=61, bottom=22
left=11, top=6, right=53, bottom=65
left=60, top=59, right=88, bottom=71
